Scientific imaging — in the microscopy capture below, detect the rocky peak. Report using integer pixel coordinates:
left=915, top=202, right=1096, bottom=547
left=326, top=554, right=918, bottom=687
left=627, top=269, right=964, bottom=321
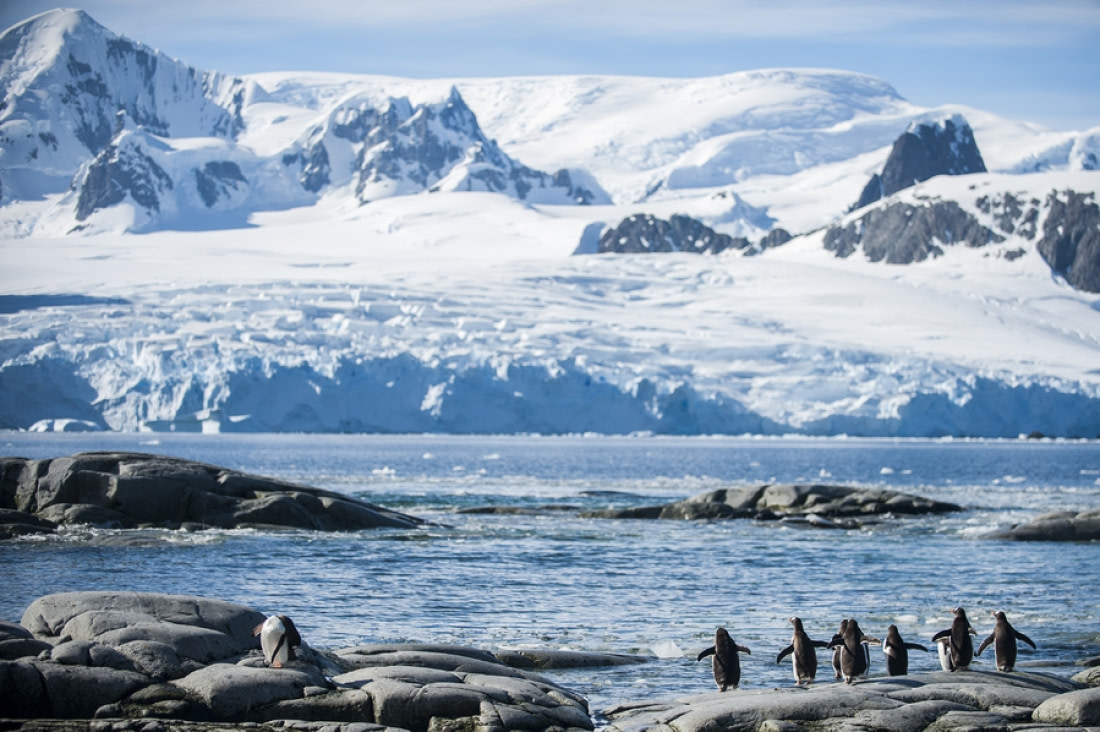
left=853, top=114, right=987, bottom=210
left=597, top=213, right=790, bottom=255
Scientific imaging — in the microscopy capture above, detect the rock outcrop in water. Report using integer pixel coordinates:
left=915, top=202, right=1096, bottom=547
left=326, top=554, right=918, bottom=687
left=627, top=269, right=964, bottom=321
left=985, top=509, right=1100, bottom=542
left=0, top=452, right=428, bottom=537
left=582, top=483, right=961, bottom=527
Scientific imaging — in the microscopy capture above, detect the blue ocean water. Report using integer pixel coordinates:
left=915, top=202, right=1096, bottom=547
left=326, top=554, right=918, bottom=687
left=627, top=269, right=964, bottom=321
left=1, top=433, right=1098, bottom=717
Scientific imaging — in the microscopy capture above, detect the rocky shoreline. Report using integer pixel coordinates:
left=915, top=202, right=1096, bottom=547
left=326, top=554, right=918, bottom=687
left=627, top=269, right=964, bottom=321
left=1, top=592, right=1098, bottom=732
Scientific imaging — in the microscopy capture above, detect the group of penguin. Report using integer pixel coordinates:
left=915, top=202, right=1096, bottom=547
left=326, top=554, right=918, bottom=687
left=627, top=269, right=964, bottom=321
left=697, top=607, right=1037, bottom=691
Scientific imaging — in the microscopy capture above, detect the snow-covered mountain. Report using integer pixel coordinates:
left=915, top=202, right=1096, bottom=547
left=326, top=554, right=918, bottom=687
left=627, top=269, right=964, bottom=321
left=2, top=9, right=1099, bottom=437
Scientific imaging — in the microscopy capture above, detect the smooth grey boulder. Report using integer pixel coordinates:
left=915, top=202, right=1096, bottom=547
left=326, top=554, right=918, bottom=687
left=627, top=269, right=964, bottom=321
left=0, top=619, right=52, bottom=660
left=2, top=660, right=151, bottom=718
left=173, top=662, right=333, bottom=720
left=494, top=648, right=650, bottom=670
left=0, top=452, right=429, bottom=532
left=600, top=670, right=1085, bottom=732
left=986, top=509, right=1100, bottom=541
left=1032, top=686, right=1100, bottom=726
left=21, top=591, right=266, bottom=669
left=583, top=483, right=960, bottom=525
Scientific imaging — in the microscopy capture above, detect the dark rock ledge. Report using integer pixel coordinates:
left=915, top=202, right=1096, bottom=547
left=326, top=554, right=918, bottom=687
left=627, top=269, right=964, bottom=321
left=582, top=484, right=961, bottom=528
left=0, top=453, right=429, bottom=538
left=2, top=592, right=1099, bottom=732
left=985, top=509, right=1100, bottom=542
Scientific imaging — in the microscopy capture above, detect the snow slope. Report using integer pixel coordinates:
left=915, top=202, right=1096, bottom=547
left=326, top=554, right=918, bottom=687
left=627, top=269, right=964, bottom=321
left=2, top=10, right=1100, bottom=437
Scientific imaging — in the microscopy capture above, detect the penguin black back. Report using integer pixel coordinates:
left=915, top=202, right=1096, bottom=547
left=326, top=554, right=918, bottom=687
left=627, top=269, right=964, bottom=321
left=698, top=627, right=751, bottom=691
left=977, top=610, right=1036, bottom=672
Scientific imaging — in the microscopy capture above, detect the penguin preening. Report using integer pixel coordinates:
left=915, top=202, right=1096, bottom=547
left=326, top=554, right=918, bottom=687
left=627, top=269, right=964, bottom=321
left=776, top=616, right=831, bottom=685
left=252, top=614, right=302, bottom=668
left=698, top=627, right=751, bottom=691
left=977, top=610, right=1036, bottom=672
left=882, top=624, right=928, bottom=676
left=931, top=607, right=977, bottom=671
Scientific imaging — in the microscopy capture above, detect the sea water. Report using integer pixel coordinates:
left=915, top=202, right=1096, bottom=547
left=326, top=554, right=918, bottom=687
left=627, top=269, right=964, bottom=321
left=1, top=433, right=1098, bottom=718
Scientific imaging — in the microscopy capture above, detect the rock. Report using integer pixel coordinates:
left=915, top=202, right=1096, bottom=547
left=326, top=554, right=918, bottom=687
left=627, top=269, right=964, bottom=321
left=21, top=591, right=266, bottom=668
left=0, top=452, right=429, bottom=532
left=1036, top=189, right=1100, bottom=293
left=583, top=483, right=960, bottom=525
left=0, top=507, right=57, bottom=539
left=985, top=509, right=1100, bottom=541
left=851, top=115, right=987, bottom=210
left=172, top=662, right=333, bottom=720
left=601, top=670, right=1084, bottom=732
left=0, top=619, right=53, bottom=660
left=494, top=649, right=650, bottom=670
left=1032, top=685, right=1100, bottom=725
left=1073, top=665, right=1100, bottom=686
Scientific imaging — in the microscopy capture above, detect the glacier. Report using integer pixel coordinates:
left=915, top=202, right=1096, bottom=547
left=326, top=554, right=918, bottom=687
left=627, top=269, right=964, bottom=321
left=2, top=10, right=1100, bottom=437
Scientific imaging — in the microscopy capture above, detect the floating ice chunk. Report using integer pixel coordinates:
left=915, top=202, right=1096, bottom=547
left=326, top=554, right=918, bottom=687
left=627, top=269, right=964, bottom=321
left=880, top=467, right=895, bottom=475
left=651, top=640, right=684, bottom=658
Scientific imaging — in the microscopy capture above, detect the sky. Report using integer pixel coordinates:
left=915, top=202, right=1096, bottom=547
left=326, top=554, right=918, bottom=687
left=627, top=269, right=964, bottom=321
left=2, top=1, right=1099, bottom=131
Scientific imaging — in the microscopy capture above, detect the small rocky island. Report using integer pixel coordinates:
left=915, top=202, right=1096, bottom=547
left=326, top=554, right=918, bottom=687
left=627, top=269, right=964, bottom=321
left=985, top=509, right=1100, bottom=542
left=582, top=483, right=962, bottom=529
left=0, top=452, right=429, bottom=538
left=1, top=592, right=1099, bottom=731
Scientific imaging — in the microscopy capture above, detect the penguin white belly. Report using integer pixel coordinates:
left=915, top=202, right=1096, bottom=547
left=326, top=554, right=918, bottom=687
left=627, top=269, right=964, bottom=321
left=260, top=616, right=290, bottom=667
left=936, top=639, right=953, bottom=671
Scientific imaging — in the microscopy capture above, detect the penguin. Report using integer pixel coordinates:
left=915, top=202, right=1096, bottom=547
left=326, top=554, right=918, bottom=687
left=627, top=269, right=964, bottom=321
left=252, top=614, right=302, bottom=668
left=776, top=616, right=831, bottom=685
left=882, top=624, right=928, bottom=676
left=833, top=618, right=879, bottom=684
left=829, top=619, right=848, bottom=679
left=931, top=607, right=977, bottom=671
left=976, top=611, right=1036, bottom=672
left=697, top=627, right=751, bottom=691
left=935, top=635, right=954, bottom=671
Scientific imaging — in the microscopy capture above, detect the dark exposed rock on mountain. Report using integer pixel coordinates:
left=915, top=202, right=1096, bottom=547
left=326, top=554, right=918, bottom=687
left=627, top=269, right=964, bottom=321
left=297, top=87, right=605, bottom=206
left=1035, top=190, right=1100, bottom=292
left=853, top=115, right=987, bottom=210
left=0, top=452, right=428, bottom=533
left=74, top=123, right=173, bottom=221
left=583, top=483, right=960, bottom=526
left=597, top=213, right=791, bottom=255
left=824, top=200, right=1003, bottom=263
left=826, top=188, right=1100, bottom=290
left=0, top=9, right=247, bottom=202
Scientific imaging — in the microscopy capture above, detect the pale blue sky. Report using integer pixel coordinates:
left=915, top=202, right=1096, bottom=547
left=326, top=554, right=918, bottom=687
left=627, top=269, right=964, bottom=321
left=4, top=1, right=1099, bottom=131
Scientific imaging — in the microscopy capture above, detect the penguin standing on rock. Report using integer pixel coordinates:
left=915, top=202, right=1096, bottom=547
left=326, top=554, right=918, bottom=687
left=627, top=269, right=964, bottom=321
left=252, top=614, right=302, bottom=668
left=833, top=618, right=880, bottom=684
left=882, top=624, right=928, bottom=676
left=697, top=627, right=751, bottom=691
left=776, top=617, right=831, bottom=685
left=977, top=611, right=1036, bottom=672
left=932, top=607, right=977, bottom=671
left=829, top=619, right=848, bottom=679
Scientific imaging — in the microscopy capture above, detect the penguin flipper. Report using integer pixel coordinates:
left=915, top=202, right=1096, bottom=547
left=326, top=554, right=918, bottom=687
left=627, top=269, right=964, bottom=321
left=905, top=643, right=929, bottom=652
left=811, top=640, right=832, bottom=649
left=976, top=633, right=995, bottom=657
left=1016, top=630, right=1037, bottom=650
left=777, top=645, right=793, bottom=664
left=932, top=629, right=950, bottom=642
left=737, top=645, right=752, bottom=655
left=251, top=621, right=265, bottom=637
left=279, top=615, right=303, bottom=649
left=697, top=646, right=716, bottom=661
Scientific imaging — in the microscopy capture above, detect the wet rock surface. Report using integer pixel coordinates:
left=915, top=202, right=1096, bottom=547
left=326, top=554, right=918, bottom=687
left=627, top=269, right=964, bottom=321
left=582, top=483, right=961, bottom=527
left=0, top=453, right=429, bottom=534
left=985, top=509, right=1100, bottom=541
